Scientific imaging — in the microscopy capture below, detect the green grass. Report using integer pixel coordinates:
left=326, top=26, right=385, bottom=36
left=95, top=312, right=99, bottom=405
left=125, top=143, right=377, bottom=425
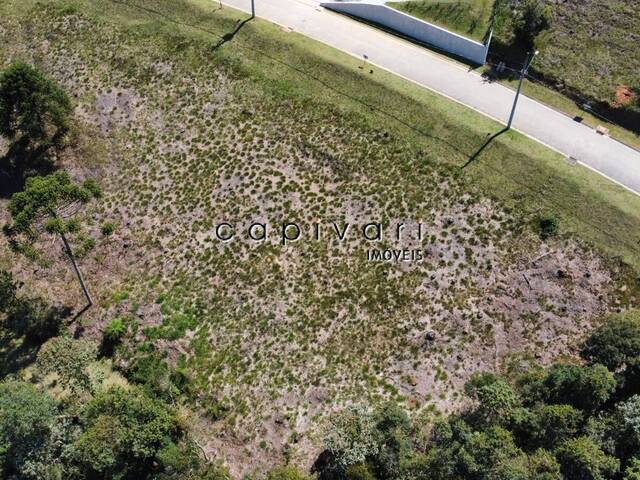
left=50, top=0, right=639, bottom=268
left=387, top=0, right=494, bottom=42
left=42, top=0, right=637, bottom=269
left=535, top=0, right=640, bottom=109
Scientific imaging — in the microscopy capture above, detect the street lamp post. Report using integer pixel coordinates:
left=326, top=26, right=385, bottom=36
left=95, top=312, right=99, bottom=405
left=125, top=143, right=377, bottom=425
left=251, top=0, right=255, bottom=18
left=507, top=50, right=538, bottom=129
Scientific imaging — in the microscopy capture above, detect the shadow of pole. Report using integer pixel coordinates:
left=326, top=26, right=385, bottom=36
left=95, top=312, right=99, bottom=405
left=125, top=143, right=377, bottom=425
left=71, top=302, right=92, bottom=324
left=461, top=126, right=509, bottom=169
left=212, top=3, right=254, bottom=51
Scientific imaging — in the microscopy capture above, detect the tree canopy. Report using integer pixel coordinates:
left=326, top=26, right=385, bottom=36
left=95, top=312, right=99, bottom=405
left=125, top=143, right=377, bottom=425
left=0, top=62, right=72, bottom=144
left=6, top=170, right=100, bottom=239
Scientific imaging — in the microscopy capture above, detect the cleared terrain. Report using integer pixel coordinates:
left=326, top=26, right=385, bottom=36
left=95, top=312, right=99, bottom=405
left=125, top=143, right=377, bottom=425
left=1, top=0, right=640, bottom=474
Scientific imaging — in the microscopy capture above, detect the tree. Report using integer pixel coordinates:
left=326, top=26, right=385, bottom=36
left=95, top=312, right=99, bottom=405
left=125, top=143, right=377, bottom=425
left=324, top=405, right=380, bottom=468
left=616, top=395, right=640, bottom=459
left=542, top=364, right=616, bottom=412
left=624, top=458, right=640, bottom=480
left=73, top=386, right=182, bottom=478
left=371, top=402, right=412, bottom=479
left=556, top=436, right=619, bottom=480
left=531, top=404, right=582, bottom=448
left=5, top=171, right=101, bottom=312
left=465, top=373, right=520, bottom=423
left=36, top=336, right=97, bottom=395
left=0, top=380, right=58, bottom=478
left=528, top=449, right=562, bottom=480
left=0, top=62, right=72, bottom=145
left=582, top=311, right=640, bottom=393
left=513, top=0, right=551, bottom=49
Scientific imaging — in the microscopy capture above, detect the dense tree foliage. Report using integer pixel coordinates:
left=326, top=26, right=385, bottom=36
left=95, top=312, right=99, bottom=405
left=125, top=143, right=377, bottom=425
left=0, top=380, right=58, bottom=479
left=0, top=62, right=72, bottom=145
left=582, top=311, right=640, bottom=396
left=72, top=386, right=183, bottom=478
left=6, top=170, right=100, bottom=241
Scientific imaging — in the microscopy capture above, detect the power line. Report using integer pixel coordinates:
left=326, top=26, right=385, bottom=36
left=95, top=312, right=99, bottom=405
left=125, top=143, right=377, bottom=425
left=104, top=0, right=640, bottom=258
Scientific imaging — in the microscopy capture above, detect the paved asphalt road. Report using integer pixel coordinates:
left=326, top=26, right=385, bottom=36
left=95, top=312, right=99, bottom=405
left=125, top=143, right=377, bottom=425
left=222, top=0, right=640, bottom=195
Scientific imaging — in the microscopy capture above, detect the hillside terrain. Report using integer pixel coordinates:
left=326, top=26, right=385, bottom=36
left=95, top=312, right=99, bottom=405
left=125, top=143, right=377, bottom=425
left=1, top=0, right=640, bottom=476
left=492, top=0, right=640, bottom=132
left=534, top=0, right=639, bottom=110
left=387, top=0, right=494, bottom=42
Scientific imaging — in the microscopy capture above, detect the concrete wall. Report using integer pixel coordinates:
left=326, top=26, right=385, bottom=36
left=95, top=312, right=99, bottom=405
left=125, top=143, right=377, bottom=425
left=320, top=2, right=490, bottom=65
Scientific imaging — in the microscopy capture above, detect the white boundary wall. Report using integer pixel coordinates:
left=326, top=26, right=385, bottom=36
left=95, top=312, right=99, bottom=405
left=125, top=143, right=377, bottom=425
left=320, top=2, right=490, bottom=64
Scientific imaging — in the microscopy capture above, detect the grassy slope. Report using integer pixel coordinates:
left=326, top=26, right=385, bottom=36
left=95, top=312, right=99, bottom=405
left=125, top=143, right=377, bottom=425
left=1, top=0, right=640, bottom=471
left=60, top=0, right=640, bottom=269
left=487, top=0, right=640, bottom=144
left=387, top=0, right=494, bottom=42
left=536, top=0, right=640, bottom=107
left=0, top=0, right=636, bottom=293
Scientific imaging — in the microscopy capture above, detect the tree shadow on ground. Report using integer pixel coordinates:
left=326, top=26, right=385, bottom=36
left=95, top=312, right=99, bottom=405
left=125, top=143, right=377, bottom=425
left=311, top=450, right=344, bottom=480
left=0, top=137, right=58, bottom=198
left=0, top=302, right=72, bottom=379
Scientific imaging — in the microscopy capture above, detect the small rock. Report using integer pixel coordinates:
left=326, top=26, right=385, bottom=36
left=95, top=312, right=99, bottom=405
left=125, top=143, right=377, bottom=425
left=425, top=331, right=436, bottom=341
left=557, top=269, right=567, bottom=278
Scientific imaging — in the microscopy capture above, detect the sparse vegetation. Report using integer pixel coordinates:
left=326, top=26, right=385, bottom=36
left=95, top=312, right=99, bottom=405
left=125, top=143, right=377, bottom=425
left=0, top=0, right=638, bottom=476
left=492, top=0, right=640, bottom=133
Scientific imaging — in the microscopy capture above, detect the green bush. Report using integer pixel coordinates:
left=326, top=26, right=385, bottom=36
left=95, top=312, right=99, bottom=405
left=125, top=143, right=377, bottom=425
left=542, top=364, right=616, bottom=412
left=582, top=310, right=640, bottom=376
left=100, top=318, right=127, bottom=357
left=103, top=318, right=127, bottom=343
left=538, top=214, right=559, bottom=239
left=0, top=380, right=58, bottom=477
left=101, top=222, right=116, bottom=236
left=266, top=465, right=313, bottom=480
left=73, top=386, right=182, bottom=478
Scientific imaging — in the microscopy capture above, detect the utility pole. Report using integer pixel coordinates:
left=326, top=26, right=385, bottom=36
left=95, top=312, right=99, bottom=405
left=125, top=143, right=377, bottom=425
left=507, top=50, right=538, bottom=129
left=251, top=0, right=255, bottom=18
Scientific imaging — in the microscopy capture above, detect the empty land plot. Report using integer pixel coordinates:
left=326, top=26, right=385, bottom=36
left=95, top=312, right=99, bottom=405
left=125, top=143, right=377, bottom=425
left=1, top=0, right=640, bottom=473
